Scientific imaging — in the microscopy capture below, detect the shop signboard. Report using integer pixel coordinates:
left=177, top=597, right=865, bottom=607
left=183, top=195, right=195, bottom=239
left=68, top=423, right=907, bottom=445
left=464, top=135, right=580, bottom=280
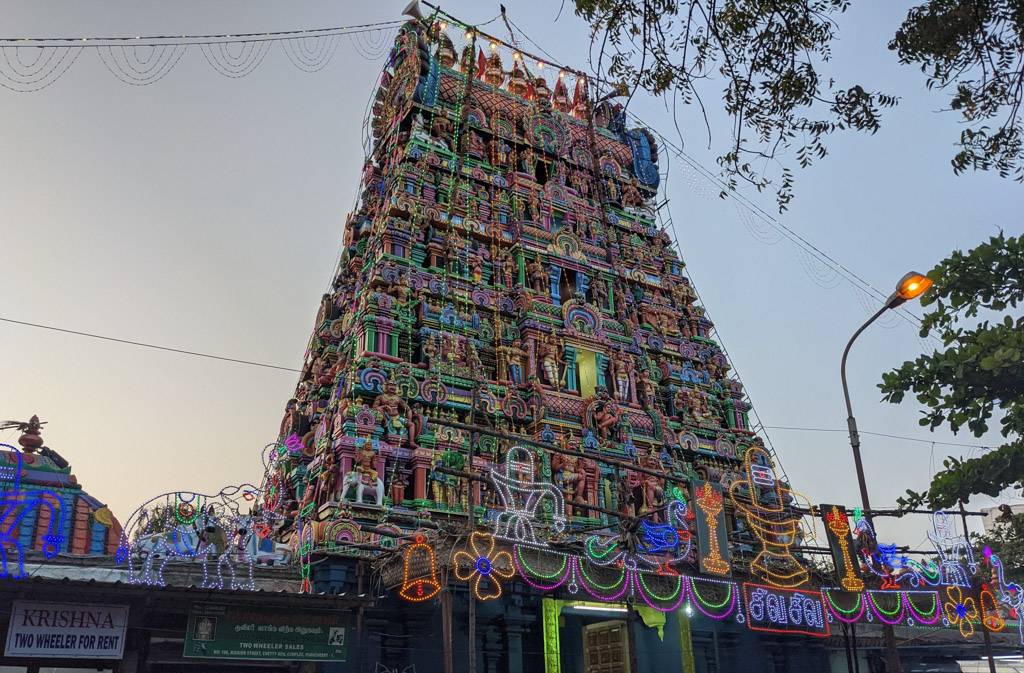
left=183, top=603, right=348, bottom=661
left=5, top=601, right=128, bottom=659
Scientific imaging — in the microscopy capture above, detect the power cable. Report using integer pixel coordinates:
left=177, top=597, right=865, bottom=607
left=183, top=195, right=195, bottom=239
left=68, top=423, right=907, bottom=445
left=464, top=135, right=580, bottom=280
left=629, top=109, right=943, bottom=346
left=656, top=148, right=791, bottom=484
left=0, top=316, right=300, bottom=373
left=2, top=317, right=970, bottom=453
left=0, top=21, right=404, bottom=47
left=762, top=425, right=992, bottom=450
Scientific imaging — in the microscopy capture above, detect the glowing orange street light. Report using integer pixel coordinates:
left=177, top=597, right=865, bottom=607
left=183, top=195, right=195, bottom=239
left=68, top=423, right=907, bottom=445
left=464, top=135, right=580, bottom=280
left=892, top=271, right=933, bottom=305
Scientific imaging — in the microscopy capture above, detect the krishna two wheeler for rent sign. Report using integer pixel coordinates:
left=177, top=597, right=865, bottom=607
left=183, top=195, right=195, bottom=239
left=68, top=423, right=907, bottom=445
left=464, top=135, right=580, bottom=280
left=5, top=601, right=128, bottom=659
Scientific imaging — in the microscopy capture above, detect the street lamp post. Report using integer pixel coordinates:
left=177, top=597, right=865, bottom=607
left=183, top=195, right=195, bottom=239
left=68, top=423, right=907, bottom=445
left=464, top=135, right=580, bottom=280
left=839, top=271, right=932, bottom=673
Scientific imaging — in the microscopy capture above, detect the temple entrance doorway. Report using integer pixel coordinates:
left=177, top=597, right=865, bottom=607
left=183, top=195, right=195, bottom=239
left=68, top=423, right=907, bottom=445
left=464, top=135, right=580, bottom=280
left=582, top=620, right=631, bottom=673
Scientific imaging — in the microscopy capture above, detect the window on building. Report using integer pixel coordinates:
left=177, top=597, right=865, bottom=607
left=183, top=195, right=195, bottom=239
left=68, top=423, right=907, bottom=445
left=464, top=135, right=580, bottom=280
left=535, top=160, right=548, bottom=185
left=576, top=348, right=598, bottom=399
left=552, top=209, right=565, bottom=231
left=558, top=269, right=576, bottom=304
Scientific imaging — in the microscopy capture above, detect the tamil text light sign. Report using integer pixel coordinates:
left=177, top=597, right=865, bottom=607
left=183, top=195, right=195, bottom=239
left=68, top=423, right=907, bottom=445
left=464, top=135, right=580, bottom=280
left=742, top=583, right=830, bottom=638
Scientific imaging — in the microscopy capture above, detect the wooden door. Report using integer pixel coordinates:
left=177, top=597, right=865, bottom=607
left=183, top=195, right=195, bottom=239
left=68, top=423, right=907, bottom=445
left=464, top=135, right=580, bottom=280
left=582, top=620, right=630, bottom=673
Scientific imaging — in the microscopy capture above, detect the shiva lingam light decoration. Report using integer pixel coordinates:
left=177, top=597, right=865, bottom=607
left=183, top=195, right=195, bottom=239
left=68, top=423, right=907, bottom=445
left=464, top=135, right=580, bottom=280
left=730, top=446, right=809, bottom=588
left=490, top=446, right=566, bottom=546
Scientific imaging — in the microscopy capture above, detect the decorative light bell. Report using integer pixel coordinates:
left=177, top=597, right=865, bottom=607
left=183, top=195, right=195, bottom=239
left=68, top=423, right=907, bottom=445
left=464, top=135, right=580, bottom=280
left=398, top=534, right=441, bottom=602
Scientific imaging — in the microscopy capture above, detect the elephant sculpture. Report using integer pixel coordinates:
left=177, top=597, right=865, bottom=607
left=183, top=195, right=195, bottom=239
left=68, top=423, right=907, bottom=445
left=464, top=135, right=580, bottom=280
left=128, top=508, right=256, bottom=590
left=117, top=486, right=277, bottom=590
left=340, top=471, right=384, bottom=507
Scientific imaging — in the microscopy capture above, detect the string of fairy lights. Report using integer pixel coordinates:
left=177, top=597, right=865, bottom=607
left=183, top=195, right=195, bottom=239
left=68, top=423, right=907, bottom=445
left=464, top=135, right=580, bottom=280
left=0, top=20, right=403, bottom=91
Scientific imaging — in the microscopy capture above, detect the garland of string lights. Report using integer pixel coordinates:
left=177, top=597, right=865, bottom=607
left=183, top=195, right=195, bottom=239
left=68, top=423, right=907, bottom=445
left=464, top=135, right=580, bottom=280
left=0, top=19, right=403, bottom=91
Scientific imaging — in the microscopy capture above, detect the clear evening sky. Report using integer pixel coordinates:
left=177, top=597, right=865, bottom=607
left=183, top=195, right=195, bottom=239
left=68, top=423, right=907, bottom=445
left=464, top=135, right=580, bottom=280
left=1, top=1, right=1020, bottom=548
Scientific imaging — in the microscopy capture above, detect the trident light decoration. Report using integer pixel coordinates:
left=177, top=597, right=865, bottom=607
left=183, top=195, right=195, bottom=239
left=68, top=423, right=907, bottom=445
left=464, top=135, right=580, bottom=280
left=730, top=446, right=808, bottom=588
left=490, top=446, right=565, bottom=545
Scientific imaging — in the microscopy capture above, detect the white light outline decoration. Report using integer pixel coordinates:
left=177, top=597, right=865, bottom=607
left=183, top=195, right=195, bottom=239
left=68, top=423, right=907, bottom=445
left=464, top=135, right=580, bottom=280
left=986, top=550, right=1024, bottom=645
left=855, top=514, right=971, bottom=589
left=927, top=510, right=977, bottom=588
left=117, top=481, right=283, bottom=590
left=489, top=446, right=566, bottom=546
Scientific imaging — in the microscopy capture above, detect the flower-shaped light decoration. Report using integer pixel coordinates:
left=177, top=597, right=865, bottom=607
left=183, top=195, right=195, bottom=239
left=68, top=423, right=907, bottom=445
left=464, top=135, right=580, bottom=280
left=453, top=531, right=515, bottom=601
left=944, top=586, right=979, bottom=638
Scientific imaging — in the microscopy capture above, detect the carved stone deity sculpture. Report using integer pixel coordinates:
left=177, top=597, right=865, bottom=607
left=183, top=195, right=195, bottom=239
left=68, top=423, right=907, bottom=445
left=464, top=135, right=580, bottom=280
left=538, top=335, right=564, bottom=391
left=373, top=380, right=413, bottom=445
left=552, top=441, right=588, bottom=517
left=528, top=256, right=548, bottom=295
left=430, top=447, right=466, bottom=509
left=591, top=388, right=621, bottom=440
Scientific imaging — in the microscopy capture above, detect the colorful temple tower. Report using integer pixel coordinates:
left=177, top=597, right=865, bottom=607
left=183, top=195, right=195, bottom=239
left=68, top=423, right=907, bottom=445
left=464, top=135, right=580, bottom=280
left=263, top=11, right=829, bottom=673
left=0, top=416, right=122, bottom=568
left=271, top=17, right=759, bottom=553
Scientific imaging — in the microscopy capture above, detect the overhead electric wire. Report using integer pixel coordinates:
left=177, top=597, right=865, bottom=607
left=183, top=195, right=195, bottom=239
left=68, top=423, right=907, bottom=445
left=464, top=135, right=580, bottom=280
left=0, top=20, right=405, bottom=47
left=0, top=316, right=300, bottom=373
left=628, top=109, right=939, bottom=339
left=762, top=425, right=992, bottom=449
left=3, top=315, right=972, bottom=452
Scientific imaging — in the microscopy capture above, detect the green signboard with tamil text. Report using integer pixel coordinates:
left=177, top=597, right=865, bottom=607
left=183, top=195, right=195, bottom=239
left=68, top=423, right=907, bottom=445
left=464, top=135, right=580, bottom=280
left=183, top=603, right=348, bottom=661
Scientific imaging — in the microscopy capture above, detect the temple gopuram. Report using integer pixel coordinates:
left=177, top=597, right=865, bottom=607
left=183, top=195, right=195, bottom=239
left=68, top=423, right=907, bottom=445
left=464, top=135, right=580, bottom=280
left=257, top=8, right=1021, bottom=673
left=0, top=416, right=122, bottom=563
